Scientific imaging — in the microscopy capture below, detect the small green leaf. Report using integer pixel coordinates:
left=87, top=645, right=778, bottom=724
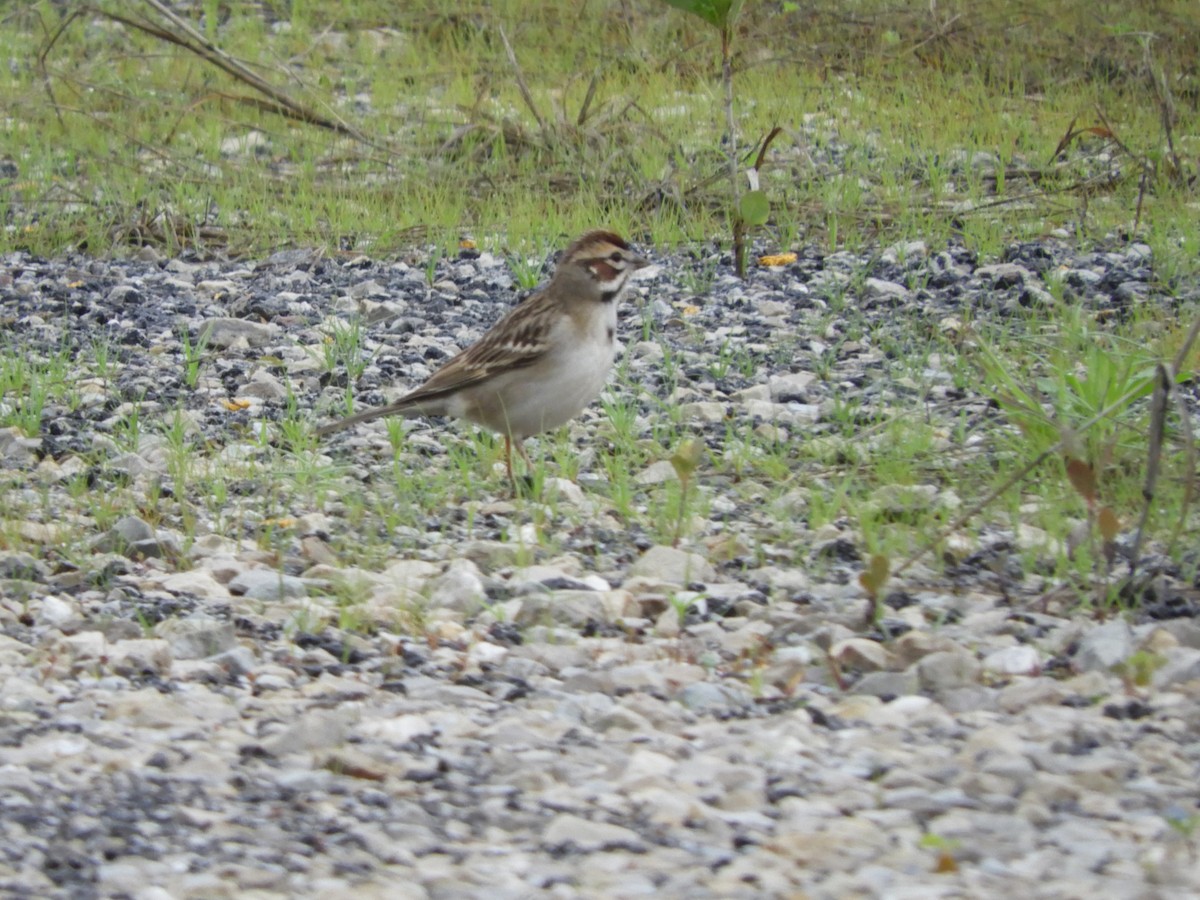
left=659, top=0, right=743, bottom=29
left=738, top=190, right=770, bottom=226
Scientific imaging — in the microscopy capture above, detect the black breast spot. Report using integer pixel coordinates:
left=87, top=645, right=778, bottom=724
left=606, top=325, right=615, bottom=342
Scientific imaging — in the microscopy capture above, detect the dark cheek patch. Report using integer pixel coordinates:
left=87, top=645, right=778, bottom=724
left=588, top=261, right=620, bottom=282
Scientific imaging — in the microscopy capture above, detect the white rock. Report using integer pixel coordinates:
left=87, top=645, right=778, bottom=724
left=637, top=459, right=679, bottom=485
left=228, top=568, right=307, bottom=600
left=239, top=367, right=288, bottom=401
left=975, top=262, right=1029, bottom=285
left=380, top=558, right=438, bottom=597
left=853, top=669, right=920, bottom=698
left=831, top=638, right=893, bottom=671
left=160, top=569, right=232, bottom=600
left=861, top=277, right=910, bottom=304
left=998, top=678, right=1069, bottom=712
left=156, top=614, right=237, bottom=659
left=619, top=749, right=676, bottom=787
left=1152, top=647, right=1200, bottom=689
left=514, top=590, right=633, bottom=627
left=59, top=631, right=108, bottom=663
left=1075, top=618, right=1134, bottom=672
left=466, top=640, right=508, bottom=669
left=357, top=713, right=439, bottom=745
left=732, top=384, right=771, bottom=402
left=982, top=645, right=1042, bottom=676
left=1015, top=524, right=1062, bottom=555
left=108, top=639, right=173, bottom=676
left=755, top=299, right=790, bottom=317
left=918, top=648, right=981, bottom=692
left=425, top=558, right=485, bottom=614
left=508, top=563, right=584, bottom=591
left=882, top=240, right=928, bottom=263
left=679, top=401, right=726, bottom=422
left=261, top=708, right=357, bottom=755
left=676, top=681, right=754, bottom=713
left=768, top=371, right=816, bottom=401
left=626, top=545, right=715, bottom=585
left=542, top=814, right=644, bottom=852
left=197, top=317, right=277, bottom=349
left=546, top=477, right=587, bottom=505
left=35, top=595, right=77, bottom=627
left=0, top=633, right=34, bottom=666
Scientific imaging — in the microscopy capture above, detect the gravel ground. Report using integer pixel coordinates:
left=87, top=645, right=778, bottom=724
left=1, top=236, right=1199, bottom=899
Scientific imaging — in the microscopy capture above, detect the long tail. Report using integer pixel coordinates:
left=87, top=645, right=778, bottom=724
left=313, top=400, right=419, bottom=437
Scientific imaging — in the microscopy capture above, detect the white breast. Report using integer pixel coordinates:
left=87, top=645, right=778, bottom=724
left=455, top=304, right=618, bottom=439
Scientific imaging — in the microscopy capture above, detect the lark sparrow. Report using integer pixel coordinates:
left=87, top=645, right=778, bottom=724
left=314, top=230, right=649, bottom=486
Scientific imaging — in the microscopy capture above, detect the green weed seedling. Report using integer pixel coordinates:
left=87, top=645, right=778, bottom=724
left=659, top=0, right=778, bottom=277
left=509, top=244, right=549, bottom=291
left=0, top=342, right=76, bottom=435
left=179, top=324, right=210, bottom=389
left=323, top=316, right=371, bottom=383
left=113, top=398, right=145, bottom=453
left=680, top=256, right=720, bottom=298
left=668, top=438, right=704, bottom=546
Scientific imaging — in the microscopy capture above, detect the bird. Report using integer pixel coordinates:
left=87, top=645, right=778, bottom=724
left=313, top=230, right=650, bottom=488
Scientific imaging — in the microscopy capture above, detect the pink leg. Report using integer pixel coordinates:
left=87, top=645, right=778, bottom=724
left=503, top=436, right=533, bottom=494
left=503, top=435, right=515, bottom=487
left=513, top=439, right=532, bottom=469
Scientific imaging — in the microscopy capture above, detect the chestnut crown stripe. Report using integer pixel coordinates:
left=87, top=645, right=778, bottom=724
left=562, top=229, right=631, bottom=260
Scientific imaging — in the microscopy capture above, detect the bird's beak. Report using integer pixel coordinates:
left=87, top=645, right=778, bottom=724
left=630, top=253, right=650, bottom=271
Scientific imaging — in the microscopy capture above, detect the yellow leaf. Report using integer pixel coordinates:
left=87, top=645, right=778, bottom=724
left=934, top=852, right=958, bottom=874
left=68, top=280, right=85, bottom=289
left=459, top=238, right=476, bottom=250
left=670, top=439, right=704, bottom=482
left=263, top=517, right=296, bottom=529
left=859, top=553, right=890, bottom=598
left=1064, top=457, right=1097, bottom=505
left=1098, top=506, right=1120, bottom=541
left=759, top=252, right=798, bottom=267
left=222, top=398, right=252, bottom=411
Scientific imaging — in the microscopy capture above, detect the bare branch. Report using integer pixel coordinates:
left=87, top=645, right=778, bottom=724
left=89, top=1, right=382, bottom=149
left=498, top=25, right=547, bottom=134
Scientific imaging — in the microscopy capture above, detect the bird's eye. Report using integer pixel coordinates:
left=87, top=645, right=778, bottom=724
left=608, top=251, right=623, bottom=263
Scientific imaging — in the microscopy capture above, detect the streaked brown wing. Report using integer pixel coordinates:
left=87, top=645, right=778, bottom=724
left=399, top=292, right=553, bottom=405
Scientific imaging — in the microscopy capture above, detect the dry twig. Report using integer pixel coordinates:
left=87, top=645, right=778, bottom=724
left=76, top=1, right=382, bottom=150
left=497, top=25, right=548, bottom=135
